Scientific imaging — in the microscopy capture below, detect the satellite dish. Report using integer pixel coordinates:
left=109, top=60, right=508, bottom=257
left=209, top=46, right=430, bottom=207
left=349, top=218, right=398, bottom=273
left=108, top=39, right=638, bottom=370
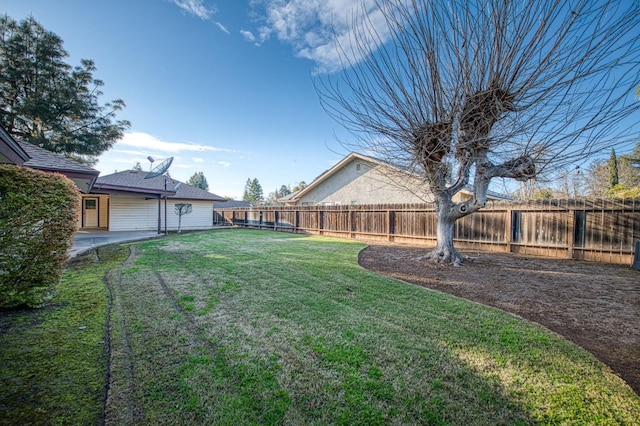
left=145, top=157, right=173, bottom=179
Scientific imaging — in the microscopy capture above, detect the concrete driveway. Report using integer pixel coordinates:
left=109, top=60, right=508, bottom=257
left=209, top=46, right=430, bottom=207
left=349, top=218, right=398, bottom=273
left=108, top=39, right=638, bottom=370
left=70, top=230, right=164, bottom=258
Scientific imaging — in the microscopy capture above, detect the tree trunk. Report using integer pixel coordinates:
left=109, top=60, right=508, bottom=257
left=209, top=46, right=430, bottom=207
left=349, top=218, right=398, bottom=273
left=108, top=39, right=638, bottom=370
left=427, top=194, right=465, bottom=266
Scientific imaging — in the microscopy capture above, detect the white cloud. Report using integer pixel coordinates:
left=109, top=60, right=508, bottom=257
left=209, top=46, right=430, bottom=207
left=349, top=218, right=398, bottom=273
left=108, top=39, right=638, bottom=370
left=193, top=157, right=205, bottom=163
left=171, top=0, right=215, bottom=20
left=240, top=29, right=256, bottom=42
left=118, top=132, right=232, bottom=154
left=250, top=0, right=391, bottom=73
left=215, top=21, right=230, bottom=34
left=217, top=161, right=231, bottom=168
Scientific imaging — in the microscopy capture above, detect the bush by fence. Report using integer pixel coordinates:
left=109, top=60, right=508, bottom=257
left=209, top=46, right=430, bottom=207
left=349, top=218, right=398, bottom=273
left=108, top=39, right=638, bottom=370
left=0, top=165, right=79, bottom=308
left=214, top=198, right=640, bottom=266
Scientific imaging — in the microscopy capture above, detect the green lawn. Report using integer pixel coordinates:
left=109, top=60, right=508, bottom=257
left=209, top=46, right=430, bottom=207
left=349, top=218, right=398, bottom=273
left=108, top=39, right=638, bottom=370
left=2, top=229, right=639, bottom=425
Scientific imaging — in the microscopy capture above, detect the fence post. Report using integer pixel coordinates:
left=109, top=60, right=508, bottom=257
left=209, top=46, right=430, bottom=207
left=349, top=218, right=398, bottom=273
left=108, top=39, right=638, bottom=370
left=567, top=201, right=575, bottom=260
left=387, top=209, right=395, bottom=242
left=348, top=206, right=354, bottom=239
left=505, top=206, right=512, bottom=253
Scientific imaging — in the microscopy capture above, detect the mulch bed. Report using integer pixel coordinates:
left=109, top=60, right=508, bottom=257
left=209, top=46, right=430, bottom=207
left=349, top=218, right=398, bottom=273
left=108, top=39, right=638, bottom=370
left=358, top=244, right=640, bottom=395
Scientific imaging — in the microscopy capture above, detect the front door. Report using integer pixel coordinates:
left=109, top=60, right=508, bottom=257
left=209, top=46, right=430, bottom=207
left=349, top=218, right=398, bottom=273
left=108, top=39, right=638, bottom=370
left=83, top=198, right=99, bottom=228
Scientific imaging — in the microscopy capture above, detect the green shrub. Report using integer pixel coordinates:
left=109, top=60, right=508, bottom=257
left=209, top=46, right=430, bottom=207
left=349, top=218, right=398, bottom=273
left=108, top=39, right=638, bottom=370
left=0, top=165, right=79, bottom=308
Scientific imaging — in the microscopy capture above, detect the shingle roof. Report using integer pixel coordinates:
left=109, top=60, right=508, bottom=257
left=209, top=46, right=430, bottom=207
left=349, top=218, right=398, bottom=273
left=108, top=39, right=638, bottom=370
left=213, top=200, right=253, bottom=208
left=18, top=141, right=100, bottom=176
left=93, top=170, right=226, bottom=201
left=0, top=139, right=99, bottom=192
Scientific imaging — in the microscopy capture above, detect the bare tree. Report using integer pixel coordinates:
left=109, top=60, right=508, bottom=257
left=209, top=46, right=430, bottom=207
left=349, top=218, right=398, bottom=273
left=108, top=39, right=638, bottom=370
left=317, top=0, right=640, bottom=265
left=175, top=203, right=192, bottom=233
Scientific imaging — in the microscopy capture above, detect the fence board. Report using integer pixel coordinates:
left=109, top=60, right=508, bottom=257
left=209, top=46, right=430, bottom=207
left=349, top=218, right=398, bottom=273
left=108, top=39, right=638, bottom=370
left=213, top=198, right=640, bottom=265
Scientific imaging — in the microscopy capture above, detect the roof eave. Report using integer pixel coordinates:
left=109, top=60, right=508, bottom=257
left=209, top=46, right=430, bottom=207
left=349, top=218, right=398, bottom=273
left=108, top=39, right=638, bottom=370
left=0, top=127, right=30, bottom=165
left=292, top=152, right=382, bottom=201
left=92, top=182, right=176, bottom=196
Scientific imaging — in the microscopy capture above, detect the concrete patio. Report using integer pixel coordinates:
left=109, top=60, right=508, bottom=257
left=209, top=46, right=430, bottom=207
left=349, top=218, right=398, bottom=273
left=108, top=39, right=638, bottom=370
left=70, top=230, right=164, bottom=258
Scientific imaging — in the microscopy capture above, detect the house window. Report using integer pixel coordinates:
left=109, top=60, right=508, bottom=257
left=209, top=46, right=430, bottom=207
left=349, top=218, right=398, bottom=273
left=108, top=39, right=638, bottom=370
left=85, top=199, right=97, bottom=209
left=356, top=163, right=361, bottom=171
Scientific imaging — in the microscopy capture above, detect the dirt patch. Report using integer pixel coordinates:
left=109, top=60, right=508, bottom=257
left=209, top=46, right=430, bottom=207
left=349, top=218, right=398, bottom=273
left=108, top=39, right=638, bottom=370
left=358, top=245, right=640, bottom=395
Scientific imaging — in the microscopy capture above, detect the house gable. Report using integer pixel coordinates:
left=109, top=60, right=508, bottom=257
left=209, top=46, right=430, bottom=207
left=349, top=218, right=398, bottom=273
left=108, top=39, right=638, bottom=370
left=286, top=152, right=510, bottom=206
left=296, top=154, right=432, bottom=205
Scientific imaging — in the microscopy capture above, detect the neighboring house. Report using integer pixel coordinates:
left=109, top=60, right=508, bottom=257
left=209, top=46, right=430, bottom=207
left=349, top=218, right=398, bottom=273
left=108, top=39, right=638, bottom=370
left=213, top=200, right=253, bottom=209
left=89, top=170, right=226, bottom=232
left=282, top=152, right=511, bottom=206
left=0, top=126, right=99, bottom=193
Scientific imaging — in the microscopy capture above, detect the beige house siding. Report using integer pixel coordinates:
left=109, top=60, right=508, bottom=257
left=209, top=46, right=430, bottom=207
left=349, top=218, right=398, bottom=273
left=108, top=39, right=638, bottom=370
left=109, top=193, right=159, bottom=231
left=164, top=199, right=214, bottom=231
left=296, top=158, right=433, bottom=206
left=106, top=193, right=214, bottom=232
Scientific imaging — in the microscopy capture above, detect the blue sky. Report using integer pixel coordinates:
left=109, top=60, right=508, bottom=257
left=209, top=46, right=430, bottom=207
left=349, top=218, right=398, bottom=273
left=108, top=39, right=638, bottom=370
left=3, top=1, right=639, bottom=199
left=2, top=0, right=377, bottom=199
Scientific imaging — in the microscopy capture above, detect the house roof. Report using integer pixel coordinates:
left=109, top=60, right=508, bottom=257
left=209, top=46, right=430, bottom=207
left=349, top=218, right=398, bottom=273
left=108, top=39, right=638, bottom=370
left=0, top=125, right=99, bottom=193
left=18, top=141, right=99, bottom=175
left=93, top=169, right=226, bottom=201
left=0, top=126, right=29, bottom=165
left=213, top=200, right=253, bottom=208
left=284, top=152, right=512, bottom=203
left=19, top=141, right=100, bottom=194
left=277, top=190, right=300, bottom=202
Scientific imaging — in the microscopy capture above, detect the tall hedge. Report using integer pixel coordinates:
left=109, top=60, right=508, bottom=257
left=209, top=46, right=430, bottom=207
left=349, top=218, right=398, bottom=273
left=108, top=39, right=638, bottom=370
left=0, top=165, right=79, bottom=308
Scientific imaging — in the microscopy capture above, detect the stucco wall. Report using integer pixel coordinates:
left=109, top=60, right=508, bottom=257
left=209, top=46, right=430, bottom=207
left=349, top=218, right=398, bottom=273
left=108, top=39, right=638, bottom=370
left=297, top=159, right=433, bottom=205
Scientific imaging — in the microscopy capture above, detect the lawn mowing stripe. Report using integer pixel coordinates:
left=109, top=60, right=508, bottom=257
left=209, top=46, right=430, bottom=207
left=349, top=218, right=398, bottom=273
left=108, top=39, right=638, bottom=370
left=100, top=229, right=640, bottom=425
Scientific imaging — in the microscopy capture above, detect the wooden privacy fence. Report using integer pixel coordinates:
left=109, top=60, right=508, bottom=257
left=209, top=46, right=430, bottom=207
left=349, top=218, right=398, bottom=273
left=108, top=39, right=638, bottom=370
left=213, top=198, right=640, bottom=266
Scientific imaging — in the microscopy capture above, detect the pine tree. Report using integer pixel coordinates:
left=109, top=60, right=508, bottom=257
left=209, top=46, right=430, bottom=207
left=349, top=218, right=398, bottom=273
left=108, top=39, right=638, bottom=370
left=242, top=178, right=252, bottom=203
left=187, top=171, right=209, bottom=191
left=0, top=15, right=130, bottom=164
left=251, top=178, right=264, bottom=204
left=279, top=185, right=291, bottom=197
left=242, top=178, right=264, bottom=204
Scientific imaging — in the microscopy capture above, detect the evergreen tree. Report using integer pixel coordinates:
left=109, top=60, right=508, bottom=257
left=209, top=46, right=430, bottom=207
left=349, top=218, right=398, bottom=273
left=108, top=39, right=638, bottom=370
left=292, top=181, right=307, bottom=192
left=0, top=15, right=130, bottom=164
left=251, top=178, right=264, bottom=204
left=608, top=148, right=619, bottom=189
left=242, top=178, right=251, bottom=203
left=187, top=171, right=209, bottom=191
left=279, top=184, right=291, bottom=197
left=242, top=178, right=264, bottom=204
